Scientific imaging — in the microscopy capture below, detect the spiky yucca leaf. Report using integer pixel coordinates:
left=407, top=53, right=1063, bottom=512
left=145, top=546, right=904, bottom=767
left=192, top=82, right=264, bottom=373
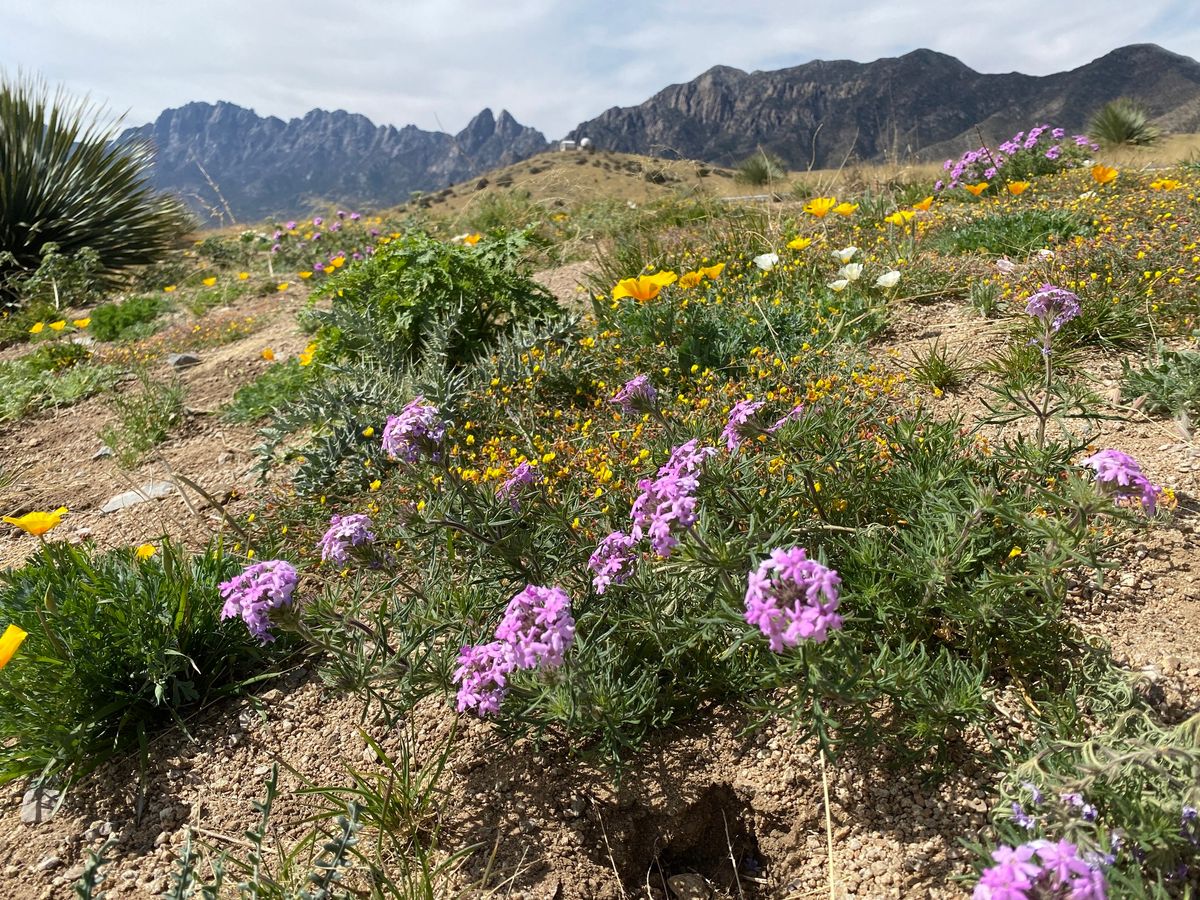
left=0, top=76, right=192, bottom=306
left=1088, top=98, right=1161, bottom=149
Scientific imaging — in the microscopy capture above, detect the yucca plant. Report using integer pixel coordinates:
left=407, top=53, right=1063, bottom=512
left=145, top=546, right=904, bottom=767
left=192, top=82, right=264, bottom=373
left=734, top=149, right=786, bottom=186
left=0, top=76, right=192, bottom=308
left=1088, top=98, right=1160, bottom=149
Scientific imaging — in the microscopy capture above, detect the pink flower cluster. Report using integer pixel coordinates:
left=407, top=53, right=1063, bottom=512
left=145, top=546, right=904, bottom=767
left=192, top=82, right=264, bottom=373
left=588, top=531, right=638, bottom=595
left=219, top=560, right=299, bottom=643
left=974, top=839, right=1107, bottom=900
left=721, top=399, right=766, bottom=452
left=496, top=461, right=540, bottom=510
left=610, top=375, right=657, bottom=414
left=744, top=546, right=843, bottom=652
left=381, top=396, right=446, bottom=463
left=452, top=585, right=575, bottom=716
left=631, top=439, right=717, bottom=557
left=1025, top=284, right=1081, bottom=333
left=317, top=513, right=376, bottom=563
left=1080, top=449, right=1162, bottom=515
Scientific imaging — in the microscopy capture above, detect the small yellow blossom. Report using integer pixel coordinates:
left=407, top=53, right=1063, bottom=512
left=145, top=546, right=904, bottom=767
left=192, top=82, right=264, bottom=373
left=832, top=202, right=858, bottom=216
left=0, top=624, right=28, bottom=670
left=28, top=322, right=44, bottom=334
left=164, top=285, right=176, bottom=292
left=1008, top=546, right=1023, bottom=559
left=362, top=426, right=375, bottom=438
left=72, top=317, right=91, bottom=328
left=261, top=348, right=275, bottom=361
left=787, top=236, right=814, bottom=250
left=299, top=271, right=313, bottom=279
left=136, top=544, right=156, bottom=559
left=48, top=320, right=66, bottom=331
left=912, top=195, right=934, bottom=211
left=3, top=507, right=68, bottom=536
left=963, top=182, right=989, bottom=197
left=804, top=196, right=837, bottom=218
left=1091, top=164, right=1118, bottom=185
left=238, top=272, right=250, bottom=280
left=612, top=271, right=678, bottom=302
left=202, top=276, right=217, bottom=287
left=369, top=479, right=382, bottom=491
left=1007, top=181, right=1031, bottom=195
left=276, top=282, right=289, bottom=292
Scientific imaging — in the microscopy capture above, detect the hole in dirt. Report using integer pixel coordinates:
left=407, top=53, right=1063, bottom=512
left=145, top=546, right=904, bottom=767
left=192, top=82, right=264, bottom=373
left=646, top=784, right=766, bottom=896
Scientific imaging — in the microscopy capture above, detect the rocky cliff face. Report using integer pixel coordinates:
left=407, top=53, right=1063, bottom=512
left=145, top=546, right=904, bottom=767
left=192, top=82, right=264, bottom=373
left=566, top=44, right=1200, bottom=168
left=122, top=103, right=548, bottom=223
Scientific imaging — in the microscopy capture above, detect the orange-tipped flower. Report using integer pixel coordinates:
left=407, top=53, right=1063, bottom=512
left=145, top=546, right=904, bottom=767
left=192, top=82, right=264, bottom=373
left=912, top=195, right=934, bottom=211
left=963, top=182, right=989, bottom=197
left=1007, top=181, right=1031, bottom=196
left=677, top=271, right=703, bottom=289
left=3, top=507, right=68, bottom=536
left=698, top=263, right=725, bottom=280
left=804, top=197, right=837, bottom=218
left=611, top=271, right=678, bottom=302
left=1091, top=164, right=1118, bottom=185
left=0, top=624, right=28, bottom=670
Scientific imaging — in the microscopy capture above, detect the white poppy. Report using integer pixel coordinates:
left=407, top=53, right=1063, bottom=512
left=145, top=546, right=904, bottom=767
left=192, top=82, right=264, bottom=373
left=875, top=270, right=901, bottom=288
left=1036, top=248, right=1056, bottom=259
left=753, top=253, right=780, bottom=272
left=834, top=246, right=858, bottom=263
left=828, top=279, right=849, bottom=292
left=995, top=258, right=1018, bottom=274
left=839, top=263, right=864, bottom=282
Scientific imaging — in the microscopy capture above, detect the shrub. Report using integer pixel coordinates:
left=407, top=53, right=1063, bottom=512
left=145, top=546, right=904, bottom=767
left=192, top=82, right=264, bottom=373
left=1089, top=98, right=1161, bottom=150
left=0, top=345, right=117, bottom=421
left=99, top=371, right=185, bottom=467
left=735, top=151, right=786, bottom=186
left=310, top=229, right=560, bottom=370
left=1120, top=347, right=1200, bottom=423
left=934, top=209, right=1091, bottom=256
left=88, top=294, right=167, bottom=341
left=0, top=539, right=278, bottom=785
left=0, top=77, right=191, bottom=310
left=938, top=124, right=1097, bottom=192
left=223, top=359, right=312, bottom=424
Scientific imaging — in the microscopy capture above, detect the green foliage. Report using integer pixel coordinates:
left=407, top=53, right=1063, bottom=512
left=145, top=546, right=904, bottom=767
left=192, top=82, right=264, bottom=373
left=223, top=359, right=312, bottom=424
left=462, top=189, right=543, bottom=233
left=0, top=76, right=191, bottom=309
left=0, top=540, right=278, bottom=786
left=1089, top=99, right=1161, bottom=150
left=0, top=344, right=117, bottom=421
left=311, top=229, right=560, bottom=370
left=99, top=371, right=185, bottom=467
left=88, top=294, right=166, bottom=341
left=4, top=243, right=107, bottom=310
left=935, top=209, right=1091, bottom=256
left=1120, top=346, right=1200, bottom=422
left=734, top=150, right=786, bottom=186
left=908, top=340, right=971, bottom=391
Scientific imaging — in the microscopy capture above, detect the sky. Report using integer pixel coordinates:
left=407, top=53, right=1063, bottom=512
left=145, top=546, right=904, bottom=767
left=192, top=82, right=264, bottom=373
left=3, top=0, right=1199, bottom=138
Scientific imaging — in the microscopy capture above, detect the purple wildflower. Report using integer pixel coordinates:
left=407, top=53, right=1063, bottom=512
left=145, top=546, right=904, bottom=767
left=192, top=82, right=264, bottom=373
left=984, top=166, right=998, bottom=180
left=744, top=546, right=843, bottom=652
left=588, top=531, right=637, bottom=595
left=1053, top=128, right=1065, bottom=139
left=496, top=461, right=540, bottom=509
left=285, top=220, right=297, bottom=230
left=630, top=440, right=715, bottom=557
left=610, top=375, right=657, bottom=414
left=722, top=399, right=766, bottom=452
left=975, top=840, right=1108, bottom=900
left=381, top=396, right=447, bottom=463
left=336, top=210, right=346, bottom=219
left=350, top=211, right=362, bottom=221
left=1025, top=284, right=1081, bottom=332
left=1182, top=806, right=1198, bottom=846
left=1045, top=145, right=1062, bottom=160
left=271, top=243, right=281, bottom=253
left=313, top=216, right=323, bottom=226
left=768, top=403, right=806, bottom=433
left=1079, top=449, right=1162, bottom=514
left=452, top=641, right=514, bottom=715
left=219, top=560, right=299, bottom=643
left=1012, top=802, right=1037, bottom=830
left=494, top=585, right=575, bottom=669
left=1022, top=782, right=1044, bottom=806
left=317, top=513, right=376, bottom=564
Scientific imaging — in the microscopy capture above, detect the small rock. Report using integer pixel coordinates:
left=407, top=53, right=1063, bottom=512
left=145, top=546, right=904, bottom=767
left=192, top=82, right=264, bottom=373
left=35, top=855, right=62, bottom=873
left=100, top=481, right=175, bottom=514
left=154, top=830, right=171, bottom=848
left=167, top=353, right=201, bottom=371
left=64, top=865, right=86, bottom=881
left=667, top=873, right=713, bottom=900
left=1163, top=657, right=1180, bottom=674
left=91, top=446, right=114, bottom=460
left=21, top=786, right=60, bottom=824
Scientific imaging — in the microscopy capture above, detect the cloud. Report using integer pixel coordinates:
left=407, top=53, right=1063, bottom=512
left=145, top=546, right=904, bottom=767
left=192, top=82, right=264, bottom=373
left=1, top=0, right=1197, bottom=137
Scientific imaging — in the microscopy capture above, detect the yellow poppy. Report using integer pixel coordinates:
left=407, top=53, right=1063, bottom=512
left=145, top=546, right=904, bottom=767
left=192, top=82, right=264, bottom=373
left=963, top=182, right=989, bottom=197
left=803, top=197, right=837, bottom=218
left=331, top=257, right=345, bottom=268
left=698, top=263, right=725, bottom=279
left=912, top=195, right=934, bottom=211
left=832, top=202, right=858, bottom=216
left=1007, top=181, right=1031, bottom=195
left=0, top=624, right=28, bottom=670
left=48, top=320, right=66, bottom=331
left=299, top=271, right=312, bottom=279
left=164, top=285, right=177, bottom=293
left=73, top=318, right=91, bottom=328
left=135, top=544, right=156, bottom=559
left=1150, top=178, right=1180, bottom=191
left=298, top=352, right=313, bottom=366
left=463, top=233, right=482, bottom=246
left=883, top=211, right=915, bottom=226
left=1091, top=164, right=1118, bottom=185
left=787, top=237, right=814, bottom=250
left=29, top=322, right=45, bottom=334
left=202, top=276, right=217, bottom=287
left=276, top=282, right=289, bottom=292
left=362, top=426, right=375, bottom=438
left=3, top=507, right=68, bottom=536
left=238, top=272, right=250, bottom=280
left=677, top=271, right=703, bottom=289
left=261, top=348, right=275, bottom=361
left=611, top=271, right=678, bottom=302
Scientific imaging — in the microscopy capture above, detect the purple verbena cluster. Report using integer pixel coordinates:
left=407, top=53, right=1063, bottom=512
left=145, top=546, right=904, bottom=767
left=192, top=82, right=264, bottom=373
left=453, top=585, right=576, bottom=716
left=588, top=531, right=638, bottom=595
left=974, top=839, right=1107, bottom=900
left=317, top=513, right=376, bottom=564
left=1025, top=284, right=1082, bottom=333
left=219, top=560, right=299, bottom=643
left=937, top=125, right=1098, bottom=192
left=721, top=399, right=766, bottom=452
left=744, top=546, right=843, bottom=652
left=496, top=461, right=540, bottom=510
left=610, top=375, right=657, bottom=414
left=630, top=439, right=717, bottom=557
left=381, top=396, right=447, bottom=463
left=1080, top=449, right=1163, bottom=515
left=768, top=403, right=806, bottom=433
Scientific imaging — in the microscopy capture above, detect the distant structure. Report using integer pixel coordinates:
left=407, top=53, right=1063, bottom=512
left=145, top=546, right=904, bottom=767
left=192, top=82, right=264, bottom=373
left=579, top=137, right=593, bottom=149
left=559, top=139, right=577, bottom=151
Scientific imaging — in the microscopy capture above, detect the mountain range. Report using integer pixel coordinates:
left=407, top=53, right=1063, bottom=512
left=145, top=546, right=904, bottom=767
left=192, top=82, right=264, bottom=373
left=124, top=44, right=1200, bottom=224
